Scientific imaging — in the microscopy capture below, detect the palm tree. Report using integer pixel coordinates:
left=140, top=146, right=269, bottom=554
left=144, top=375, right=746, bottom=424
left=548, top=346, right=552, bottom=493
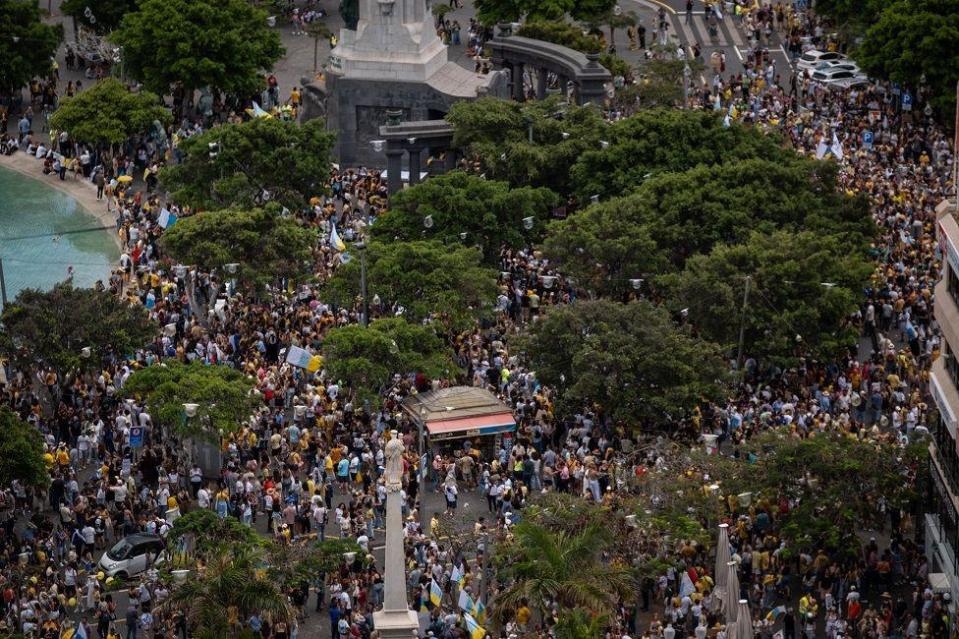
left=494, top=521, right=633, bottom=623
left=554, top=608, right=610, bottom=639
left=160, top=548, right=293, bottom=639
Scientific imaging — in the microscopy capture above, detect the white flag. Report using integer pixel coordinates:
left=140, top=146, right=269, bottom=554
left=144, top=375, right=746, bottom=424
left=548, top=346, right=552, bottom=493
left=815, top=137, right=829, bottom=160
left=831, top=132, right=844, bottom=161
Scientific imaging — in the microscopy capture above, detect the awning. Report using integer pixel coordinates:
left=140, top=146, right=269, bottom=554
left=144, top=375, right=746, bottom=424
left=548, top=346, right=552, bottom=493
left=426, top=411, right=516, bottom=441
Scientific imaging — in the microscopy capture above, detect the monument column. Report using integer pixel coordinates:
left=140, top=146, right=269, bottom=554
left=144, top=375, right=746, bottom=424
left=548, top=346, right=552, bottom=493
left=512, top=62, right=526, bottom=101
left=408, top=148, right=422, bottom=185
left=386, top=148, right=405, bottom=195
left=536, top=67, right=548, bottom=100
left=373, top=431, right=419, bottom=638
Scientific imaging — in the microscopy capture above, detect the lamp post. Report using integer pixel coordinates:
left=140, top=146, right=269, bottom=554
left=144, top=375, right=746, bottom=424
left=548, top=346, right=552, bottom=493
left=355, top=240, right=369, bottom=327
left=418, top=407, right=428, bottom=534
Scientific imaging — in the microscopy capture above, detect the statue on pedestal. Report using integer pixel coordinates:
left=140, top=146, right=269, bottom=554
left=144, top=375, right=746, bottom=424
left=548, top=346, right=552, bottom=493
left=384, top=430, right=405, bottom=492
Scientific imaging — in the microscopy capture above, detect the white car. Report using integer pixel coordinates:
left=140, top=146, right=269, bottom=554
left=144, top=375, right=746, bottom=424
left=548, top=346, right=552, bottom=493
left=98, top=534, right=165, bottom=579
left=814, top=60, right=861, bottom=74
left=797, top=49, right=846, bottom=71
left=810, top=67, right=870, bottom=89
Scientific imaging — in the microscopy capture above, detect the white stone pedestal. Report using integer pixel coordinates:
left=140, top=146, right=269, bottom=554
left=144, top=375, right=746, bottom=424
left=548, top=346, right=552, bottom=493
left=372, top=608, right=420, bottom=639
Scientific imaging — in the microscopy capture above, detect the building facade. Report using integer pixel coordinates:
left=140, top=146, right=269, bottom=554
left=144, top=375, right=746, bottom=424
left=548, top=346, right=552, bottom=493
left=927, top=199, right=959, bottom=603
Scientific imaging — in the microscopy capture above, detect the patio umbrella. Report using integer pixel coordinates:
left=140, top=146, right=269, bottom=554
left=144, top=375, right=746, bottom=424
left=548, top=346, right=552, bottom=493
left=714, top=523, right=731, bottom=610
left=733, top=599, right=753, bottom=639
left=723, top=560, right=740, bottom=626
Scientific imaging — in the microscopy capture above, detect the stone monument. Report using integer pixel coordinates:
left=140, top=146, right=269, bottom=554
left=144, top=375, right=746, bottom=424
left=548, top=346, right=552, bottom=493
left=373, top=430, right=419, bottom=638
left=302, top=0, right=506, bottom=167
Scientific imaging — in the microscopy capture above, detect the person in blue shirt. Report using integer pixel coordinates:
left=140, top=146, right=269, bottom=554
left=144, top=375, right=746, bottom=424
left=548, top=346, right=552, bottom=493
left=328, top=601, right=341, bottom=639
left=248, top=613, right=262, bottom=637
left=336, top=457, right=350, bottom=487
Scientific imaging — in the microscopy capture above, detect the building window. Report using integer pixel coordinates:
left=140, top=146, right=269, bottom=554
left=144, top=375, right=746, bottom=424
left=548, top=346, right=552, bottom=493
left=934, top=414, right=959, bottom=495
left=947, top=343, right=959, bottom=392
left=949, top=266, right=959, bottom=310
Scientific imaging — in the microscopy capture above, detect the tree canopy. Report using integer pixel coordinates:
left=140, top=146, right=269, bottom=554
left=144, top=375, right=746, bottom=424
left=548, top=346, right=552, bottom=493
left=658, top=230, right=872, bottom=362
left=524, top=300, right=728, bottom=429
left=567, top=109, right=795, bottom=201
left=321, top=317, right=456, bottom=406
left=0, top=407, right=49, bottom=487
left=0, top=0, right=62, bottom=95
left=370, top=172, right=560, bottom=263
left=122, top=361, right=259, bottom=440
left=446, top=97, right=607, bottom=197
left=323, top=240, right=498, bottom=332
left=61, top=0, right=138, bottom=34
left=49, top=78, right=171, bottom=146
left=0, top=284, right=155, bottom=378
left=159, top=206, right=314, bottom=287
left=160, top=118, right=335, bottom=210
left=112, top=0, right=284, bottom=96
left=854, top=0, right=959, bottom=115
left=493, top=520, right=632, bottom=622
left=543, top=158, right=873, bottom=296
left=691, top=431, right=920, bottom=551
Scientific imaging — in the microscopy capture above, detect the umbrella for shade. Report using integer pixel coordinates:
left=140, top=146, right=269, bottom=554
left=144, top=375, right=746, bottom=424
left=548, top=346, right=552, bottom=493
left=117, top=175, right=134, bottom=184
left=714, top=523, right=731, bottom=610
left=733, top=599, right=753, bottom=639
left=724, top=560, right=740, bottom=626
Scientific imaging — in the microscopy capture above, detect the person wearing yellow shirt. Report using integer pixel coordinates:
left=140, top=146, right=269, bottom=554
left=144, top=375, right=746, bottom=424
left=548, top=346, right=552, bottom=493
left=515, top=601, right=531, bottom=631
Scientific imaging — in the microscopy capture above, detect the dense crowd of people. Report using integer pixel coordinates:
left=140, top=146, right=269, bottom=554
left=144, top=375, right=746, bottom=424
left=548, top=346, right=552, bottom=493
left=0, top=0, right=956, bottom=638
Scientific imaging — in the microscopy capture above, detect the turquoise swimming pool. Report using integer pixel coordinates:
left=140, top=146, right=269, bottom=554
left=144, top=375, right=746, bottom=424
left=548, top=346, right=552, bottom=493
left=0, top=166, right=119, bottom=302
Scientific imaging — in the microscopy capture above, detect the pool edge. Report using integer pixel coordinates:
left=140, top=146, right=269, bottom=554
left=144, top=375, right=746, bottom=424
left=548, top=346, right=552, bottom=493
left=0, top=152, right=122, bottom=254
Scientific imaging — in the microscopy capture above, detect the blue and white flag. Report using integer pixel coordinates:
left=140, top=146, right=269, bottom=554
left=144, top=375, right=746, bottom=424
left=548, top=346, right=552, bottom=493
left=158, top=208, right=177, bottom=229
left=329, top=223, right=346, bottom=251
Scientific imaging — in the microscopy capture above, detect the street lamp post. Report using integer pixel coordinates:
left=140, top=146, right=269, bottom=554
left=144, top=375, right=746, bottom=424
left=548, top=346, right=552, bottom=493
left=418, top=408, right=428, bottom=534
left=355, top=240, right=369, bottom=327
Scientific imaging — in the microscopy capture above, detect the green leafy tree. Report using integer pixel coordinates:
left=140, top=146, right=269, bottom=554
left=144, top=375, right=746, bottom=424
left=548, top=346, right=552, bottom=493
left=122, top=362, right=259, bottom=440
left=541, top=198, right=670, bottom=300
left=547, top=158, right=872, bottom=289
left=814, top=0, right=886, bottom=25
left=61, top=0, right=138, bottom=34
left=524, top=300, right=728, bottom=428
left=0, top=283, right=155, bottom=381
left=447, top=96, right=607, bottom=196
left=159, top=206, right=314, bottom=287
left=168, top=509, right=264, bottom=558
left=569, top=109, right=793, bottom=201
left=49, top=78, right=171, bottom=146
left=518, top=21, right=603, bottom=53
left=160, top=118, right=335, bottom=210
left=569, top=0, right=617, bottom=22
left=324, top=240, right=498, bottom=332
left=740, top=431, right=914, bottom=551
left=321, top=318, right=456, bottom=405
left=554, top=609, right=611, bottom=639
left=582, top=8, right=638, bottom=49
left=0, top=0, right=62, bottom=95
left=494, top=521, right=633, bottom=622
left=635, top=45, right=699, bottom=108
left=112, top=0, right=284, bottom=96
left=658, top=230, right=872, bottom=362
left=854, top=0, right=959, bottom=115
left=371, top=172, right=560, bottom=263
left=0, top=407, right=49, bottom=487
left=159, top=549, right=293, bottom=639
left=267, top=537, right=363, bottom=590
